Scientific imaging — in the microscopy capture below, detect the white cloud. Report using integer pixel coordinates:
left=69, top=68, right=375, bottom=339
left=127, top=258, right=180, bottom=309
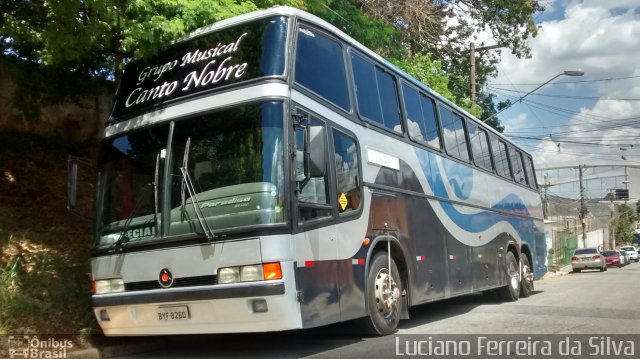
left=485, top=0, right=640, bottom=168
left=494, top=1, right=640, bottom=84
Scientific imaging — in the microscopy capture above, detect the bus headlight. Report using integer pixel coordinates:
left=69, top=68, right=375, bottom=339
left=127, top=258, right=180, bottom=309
left=218, top=267, right=240, bottom=284
left=240, top=265, right=263, bottom=282
left=94, top=278, right=125, bottom=294
left=218, top=263, right=282, bottom=284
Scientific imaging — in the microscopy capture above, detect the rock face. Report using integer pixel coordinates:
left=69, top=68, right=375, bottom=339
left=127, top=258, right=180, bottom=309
left=0, top=63, right=112, bottom=141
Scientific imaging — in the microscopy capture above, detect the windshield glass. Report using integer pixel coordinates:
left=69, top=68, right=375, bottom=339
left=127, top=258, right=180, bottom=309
left=168, top=101, right=285, bottom=236
left=97, top=126, right=169, bottom=246
left=96, top=101, right=286, bottom=248
left=574, top=248, right=597, bottom=255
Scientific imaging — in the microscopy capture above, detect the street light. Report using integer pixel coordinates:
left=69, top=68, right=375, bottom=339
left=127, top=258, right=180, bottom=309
left=483, top=69, right=585, bottom=122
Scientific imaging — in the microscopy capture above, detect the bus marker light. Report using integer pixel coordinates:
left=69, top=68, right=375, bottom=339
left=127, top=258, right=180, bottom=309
left=449, top=255, right=457, bottom=260
left=352, top=259, right=365, bottom=265
left=416, top=256, right=425, bottom=261
left=304, top=261, right=314, bottom=268
left=99, top=309, right=110, bottom=321
left=362, top=238, right=370, bottom=246
left=263, top=262, right=283, bottom=280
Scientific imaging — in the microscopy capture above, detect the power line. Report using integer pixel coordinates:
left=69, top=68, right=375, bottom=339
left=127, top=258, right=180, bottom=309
left=489, top=75, right=640, bottom=86
left=487, top=86, right=640, bottom=101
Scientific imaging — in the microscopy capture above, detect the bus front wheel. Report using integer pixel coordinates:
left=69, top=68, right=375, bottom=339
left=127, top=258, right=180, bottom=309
left=358, top=251, right=402, bottom=336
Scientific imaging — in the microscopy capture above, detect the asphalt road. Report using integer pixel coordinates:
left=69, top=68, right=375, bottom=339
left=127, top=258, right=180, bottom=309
left=114, top=263, right=640, bottom=359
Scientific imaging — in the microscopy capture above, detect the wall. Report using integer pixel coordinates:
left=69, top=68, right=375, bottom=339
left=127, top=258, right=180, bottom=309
left=0, top=62, right=112, bottom=141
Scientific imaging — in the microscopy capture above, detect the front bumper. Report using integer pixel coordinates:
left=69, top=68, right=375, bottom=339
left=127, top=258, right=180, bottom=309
left=93, top=264, right=302, bottom=336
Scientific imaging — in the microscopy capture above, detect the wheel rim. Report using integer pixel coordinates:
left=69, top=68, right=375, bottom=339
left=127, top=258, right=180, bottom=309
left=374, top=268, right=400, bottom=318
left=508, top=260, right=520, bottom=290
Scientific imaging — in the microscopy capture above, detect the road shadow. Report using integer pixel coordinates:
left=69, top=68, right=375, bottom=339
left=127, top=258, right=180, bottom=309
left=99, top=290, right=547, bottom=358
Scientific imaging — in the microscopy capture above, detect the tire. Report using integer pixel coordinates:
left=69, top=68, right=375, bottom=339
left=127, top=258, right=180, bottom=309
left=497, top=251, right=520, bottom=302
left=357, top=251, right=403, bottom=336
left=520, top=254, right=533, bottom=298
left=573, top=268, right=581, bottom=273
left=599, top=266, right=605, bottom=272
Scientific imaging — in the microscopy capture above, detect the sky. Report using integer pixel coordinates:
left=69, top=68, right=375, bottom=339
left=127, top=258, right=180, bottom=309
left=481, top=0, right=640, bottom=201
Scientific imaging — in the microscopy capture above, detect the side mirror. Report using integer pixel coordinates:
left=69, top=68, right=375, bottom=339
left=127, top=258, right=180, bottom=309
left=67, top=160, right=79, bottom=210
left=308, top=125, right=326, bottom=178
left=67, top=155, right=94, bottom=221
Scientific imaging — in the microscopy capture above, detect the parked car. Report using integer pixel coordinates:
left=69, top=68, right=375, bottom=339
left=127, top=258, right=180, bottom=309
left=571, top=247, right=607, bottom=272
left=602, top=250, right=622, bottom=268
left=619, top=249, right=630, bottom=266
left=619, top=246, right=639, bottom=262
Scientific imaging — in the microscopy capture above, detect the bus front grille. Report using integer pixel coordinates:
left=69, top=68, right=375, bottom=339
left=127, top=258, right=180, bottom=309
left=124, top=275, right=218, bottom=291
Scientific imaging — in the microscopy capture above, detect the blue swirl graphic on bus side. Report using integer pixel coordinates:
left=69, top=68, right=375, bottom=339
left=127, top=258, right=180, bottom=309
left=415, top=149, right=535, bottom=238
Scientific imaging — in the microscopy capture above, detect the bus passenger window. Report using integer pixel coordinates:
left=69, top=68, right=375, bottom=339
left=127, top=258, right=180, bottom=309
left=350, top=52, right=401, bottom=133
left=509, top=147, right=527, bottom=185
left=333, top=130, right=361, bottom=213
left=402, top=84, right=440, bottom=149
left=491, top=136, right=512, bottom=179
left=439, top=105, right=469, bottom=162
left=524, top=156, right=538, bottom=189
left=467, top=121, right=493, bottom=171
left=295, top=27, right=350, bottom=111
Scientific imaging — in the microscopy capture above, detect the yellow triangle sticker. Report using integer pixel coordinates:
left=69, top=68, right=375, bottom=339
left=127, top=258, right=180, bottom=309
left=338, top=193, right=348, bottom=211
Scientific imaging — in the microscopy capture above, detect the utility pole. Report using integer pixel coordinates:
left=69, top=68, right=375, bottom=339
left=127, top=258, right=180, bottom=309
left=578, top=164, right=588, bottom=243
left=469, top=43, right=502, bottom=104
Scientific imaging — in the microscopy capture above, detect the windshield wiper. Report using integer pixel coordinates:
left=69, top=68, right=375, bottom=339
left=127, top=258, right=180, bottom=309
left=110, top=184, right=151, bottom=253
left=180, top=137, right=215, bottom=241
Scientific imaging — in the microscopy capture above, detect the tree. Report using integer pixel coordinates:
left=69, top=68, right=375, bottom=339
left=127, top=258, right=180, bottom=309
left=348, top=0, right=544, bottom=131
left=612, top=204, right=636, bottom=245
left=0, top=0, right=306, bottom=121
left=1, top=0, right=542, bottom=129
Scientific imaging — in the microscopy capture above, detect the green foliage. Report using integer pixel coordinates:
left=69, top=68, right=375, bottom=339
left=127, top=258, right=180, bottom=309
left=612, top=204, right=636, bottom=245
left=0, top=0, right=541, bottom=130
left=307, top=0, right=403, bottom=58
left=349, top=0, right=544, bottom=132
left=0, top=132, right=97, bottom=335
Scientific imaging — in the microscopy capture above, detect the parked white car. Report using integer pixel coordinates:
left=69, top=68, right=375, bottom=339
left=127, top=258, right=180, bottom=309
left=620, top=246, right=639, bottom=262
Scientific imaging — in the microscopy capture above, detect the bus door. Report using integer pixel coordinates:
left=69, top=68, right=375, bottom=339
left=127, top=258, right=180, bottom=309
left=292, top=112, right=341, bottom=328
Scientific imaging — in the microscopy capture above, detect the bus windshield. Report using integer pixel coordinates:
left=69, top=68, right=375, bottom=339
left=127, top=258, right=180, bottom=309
left=97, top=101, right=286, bottom=248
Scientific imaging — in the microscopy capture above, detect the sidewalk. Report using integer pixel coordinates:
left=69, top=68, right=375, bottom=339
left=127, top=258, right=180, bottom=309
left=541, top=264, right=573, bottom=280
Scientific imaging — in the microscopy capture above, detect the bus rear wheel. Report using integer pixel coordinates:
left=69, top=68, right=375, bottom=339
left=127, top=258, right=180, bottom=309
left=520, top=254, right=533, bottom=298
left=357, top=251, right=402, bottom=336
left=497, top=251, right=520, bottom=302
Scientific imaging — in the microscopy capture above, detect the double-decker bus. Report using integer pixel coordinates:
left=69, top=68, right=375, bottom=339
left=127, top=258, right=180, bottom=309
left=80, top=6, right=546, bottom=336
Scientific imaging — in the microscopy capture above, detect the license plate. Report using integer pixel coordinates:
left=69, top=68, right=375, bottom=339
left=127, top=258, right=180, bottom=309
left=157, top=306, right=190, bottom=321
